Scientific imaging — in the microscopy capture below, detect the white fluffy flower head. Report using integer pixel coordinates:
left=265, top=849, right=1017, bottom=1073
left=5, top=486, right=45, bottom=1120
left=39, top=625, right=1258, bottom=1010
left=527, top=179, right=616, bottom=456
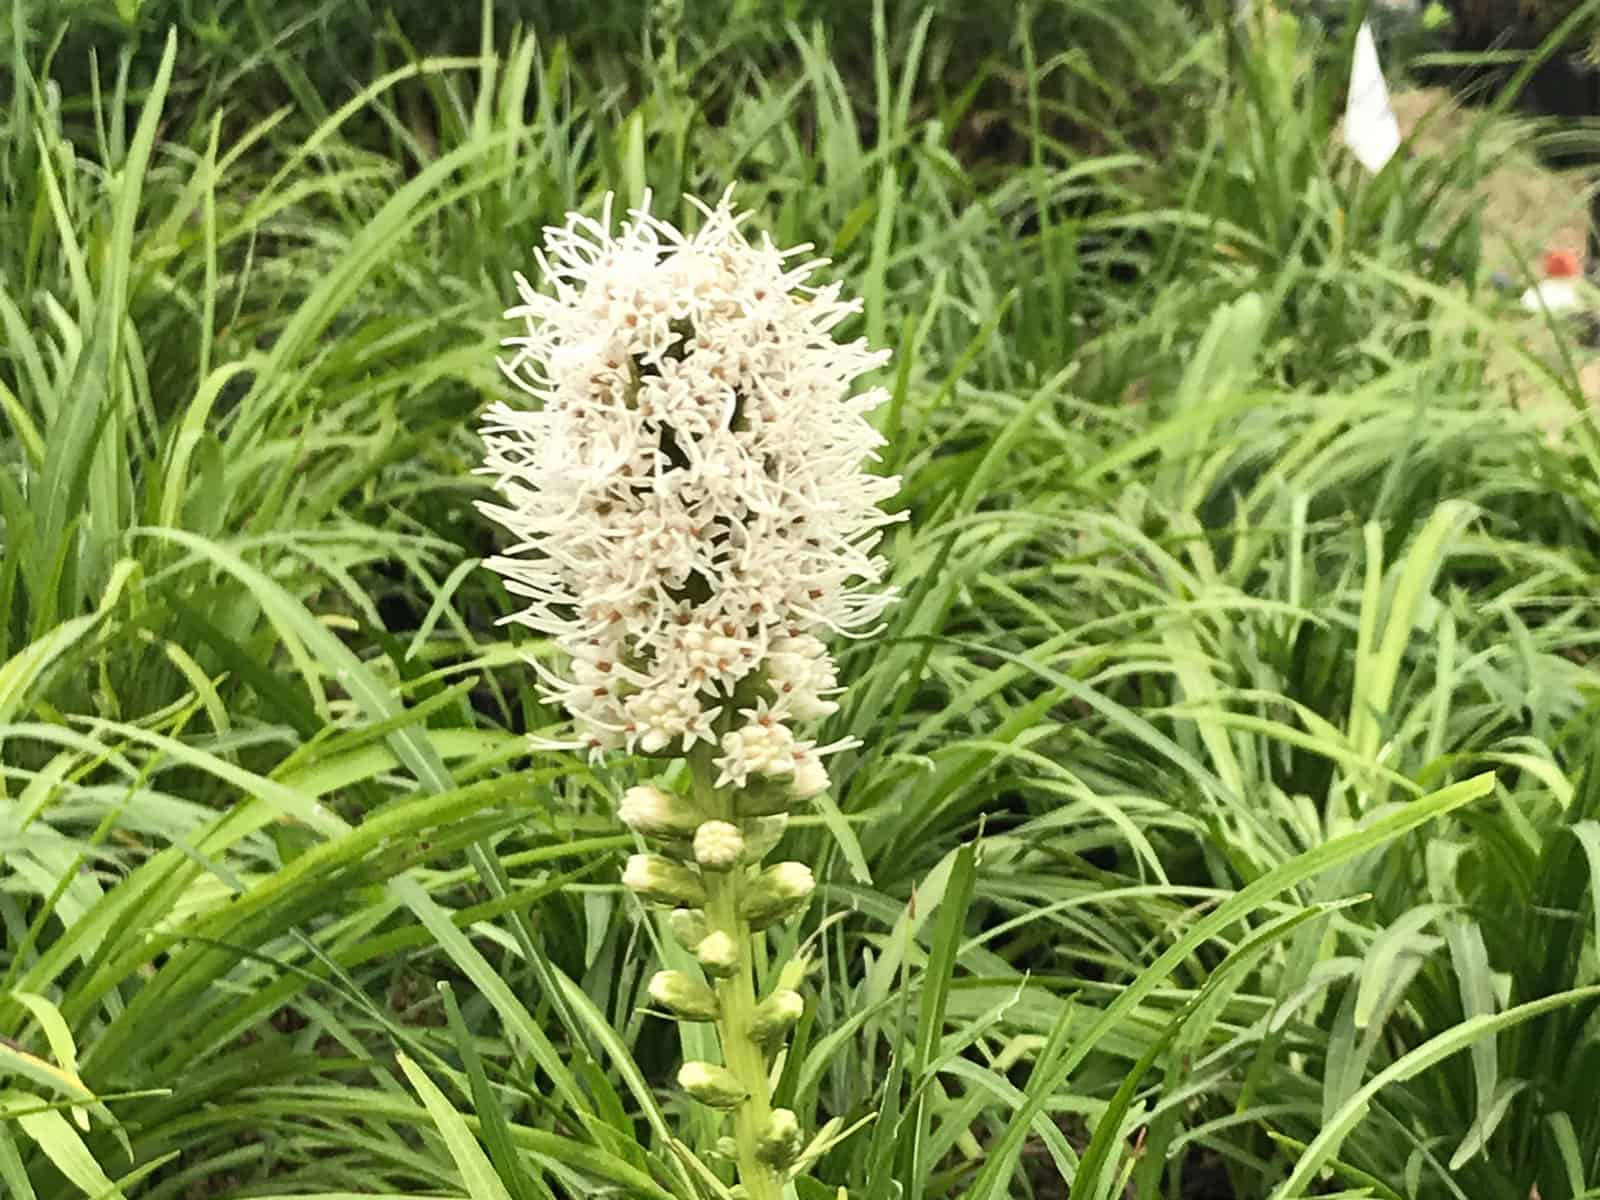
left=479, top=190, right=901, bottom=776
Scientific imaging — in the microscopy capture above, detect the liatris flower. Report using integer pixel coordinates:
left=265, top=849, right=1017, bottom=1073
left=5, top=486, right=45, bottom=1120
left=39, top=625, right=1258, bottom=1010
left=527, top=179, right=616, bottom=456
left=622, top=854, right=707, bottom=908
left=740, top=861, right=815, bottom=929
left=677, top=1061, right=747, bottom=1109
left=618, top=783, right=704, bottom=839
left=757, top=1109, right=803, bottom=1168
left=693, top=819, right=746, bottom=869
left=749, top=988, right=804, bottom=1046
left=479, top=191, right=901, bottom=1200
left=694, top=931, right=741, bottom=977
left=477, top=190, right=900, bottom=798
left=648, top=970, right=721, bottom=1022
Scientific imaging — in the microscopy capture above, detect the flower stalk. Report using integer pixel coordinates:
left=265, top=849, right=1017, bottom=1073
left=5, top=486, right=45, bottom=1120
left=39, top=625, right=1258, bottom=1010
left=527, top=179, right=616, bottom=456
left=692, top=749, right=786, bottom=1200
left=635, top=749, right=814, bottom=1198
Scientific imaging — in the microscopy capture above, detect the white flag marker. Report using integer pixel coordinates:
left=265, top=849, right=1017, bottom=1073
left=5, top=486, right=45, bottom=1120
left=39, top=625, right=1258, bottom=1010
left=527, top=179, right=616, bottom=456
left=1343, top=21, right=1401, bottom=174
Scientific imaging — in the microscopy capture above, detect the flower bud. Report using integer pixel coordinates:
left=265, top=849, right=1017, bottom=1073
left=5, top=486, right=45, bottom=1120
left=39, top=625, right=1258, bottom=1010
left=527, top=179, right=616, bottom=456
left=695, top=930, right=740, bottom=978
left=648, top=970, right=720, bottom=1021
left=693, top=820, right=745, bottom=869
left=775, top=952, right=810, bottom=995
left=668, top=907, right=709, bottom=949
left=789, top=757, right=830, bottom=800
left=677, top=1061, right=747, bottom=1109
left=623, top=854, right=706, bottom=908
left=741, top=814, right=788, bottom=863
left=750, top=988, right=804, bottom=1045
left=619, top=785, right=702, bottom=840
left=740, top=861, right=814, bottom=929
left=734, top=780, right=793, bottom=818
left=756, top=1108, right=803, bottom=1168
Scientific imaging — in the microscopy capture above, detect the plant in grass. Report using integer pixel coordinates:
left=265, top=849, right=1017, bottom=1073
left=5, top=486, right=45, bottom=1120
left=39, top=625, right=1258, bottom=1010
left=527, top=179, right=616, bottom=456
left=477, top=190, right=901, bottom=1199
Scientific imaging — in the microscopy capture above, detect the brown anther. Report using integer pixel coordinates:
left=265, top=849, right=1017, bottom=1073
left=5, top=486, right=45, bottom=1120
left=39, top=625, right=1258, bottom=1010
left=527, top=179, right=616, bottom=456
left=596, top=660, right=613, bottom=672
left=593, top=687, right=610, bottom=697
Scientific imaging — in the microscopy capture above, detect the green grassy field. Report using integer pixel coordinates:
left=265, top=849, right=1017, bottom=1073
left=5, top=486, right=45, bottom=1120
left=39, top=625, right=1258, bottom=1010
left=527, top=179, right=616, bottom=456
left=4, top=1, right=1600, bottom=1198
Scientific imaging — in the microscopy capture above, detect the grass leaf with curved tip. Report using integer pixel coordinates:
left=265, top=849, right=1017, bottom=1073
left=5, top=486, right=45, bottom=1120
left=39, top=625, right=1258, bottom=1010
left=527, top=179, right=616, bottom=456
left=10, top=1103, right=126, bottom=1200
left=396, top=1052, right=514, bottom=1200
left=1273, top=988, right=1600, bottom=1199
left=967, top=771, right=1495, bottom=1200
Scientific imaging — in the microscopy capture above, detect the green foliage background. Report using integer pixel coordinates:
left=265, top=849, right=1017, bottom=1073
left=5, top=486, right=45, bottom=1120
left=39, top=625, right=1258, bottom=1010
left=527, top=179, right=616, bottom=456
left=3, top=1, right=1600, bottom=1198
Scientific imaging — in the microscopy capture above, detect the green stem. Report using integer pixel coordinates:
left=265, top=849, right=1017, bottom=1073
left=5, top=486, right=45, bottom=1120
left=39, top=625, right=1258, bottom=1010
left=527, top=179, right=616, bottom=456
left=706, top=871, right=781, bottom=1200
left=693, top=753, right=782, bottom=1200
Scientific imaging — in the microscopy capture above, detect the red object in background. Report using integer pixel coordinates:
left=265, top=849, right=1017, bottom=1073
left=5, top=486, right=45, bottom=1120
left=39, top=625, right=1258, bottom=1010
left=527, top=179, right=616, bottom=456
left=1521, top=247, right=1586, bottom=314
left=1543, top=248, right=1582, bottom=279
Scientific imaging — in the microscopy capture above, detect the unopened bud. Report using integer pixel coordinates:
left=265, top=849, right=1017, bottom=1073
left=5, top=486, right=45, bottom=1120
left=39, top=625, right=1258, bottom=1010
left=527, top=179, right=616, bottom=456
left=677, top=1061, right=747, bottom=1108
left=668, top=907, right=709, bottom=949
left=750, top=988, right=804, bottom=1045
left=757, top=1108, right=803, bottom=1168
left=619, top=785, right=702, bottom=840
left=693, top=820, right=745, bottom=869
left=741, top=814, right=788, bottom=863
left=695, top=930, right=740, bottom=978
left=648, top=970, right=720, bottom=1021
left=623, top=854, right=706, bottom=908
left=741, top=861, right=814, bottom=929
left=775, top=952, right=810, bottom=994
left=789, top=757, right=830, bottom=800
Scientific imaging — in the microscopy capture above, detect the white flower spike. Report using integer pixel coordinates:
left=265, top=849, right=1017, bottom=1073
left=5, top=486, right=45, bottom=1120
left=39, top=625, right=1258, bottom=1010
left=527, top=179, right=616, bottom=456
left=478, top=193, right=903, bottom=1200
left=479, top=190, right=902, bottom=789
